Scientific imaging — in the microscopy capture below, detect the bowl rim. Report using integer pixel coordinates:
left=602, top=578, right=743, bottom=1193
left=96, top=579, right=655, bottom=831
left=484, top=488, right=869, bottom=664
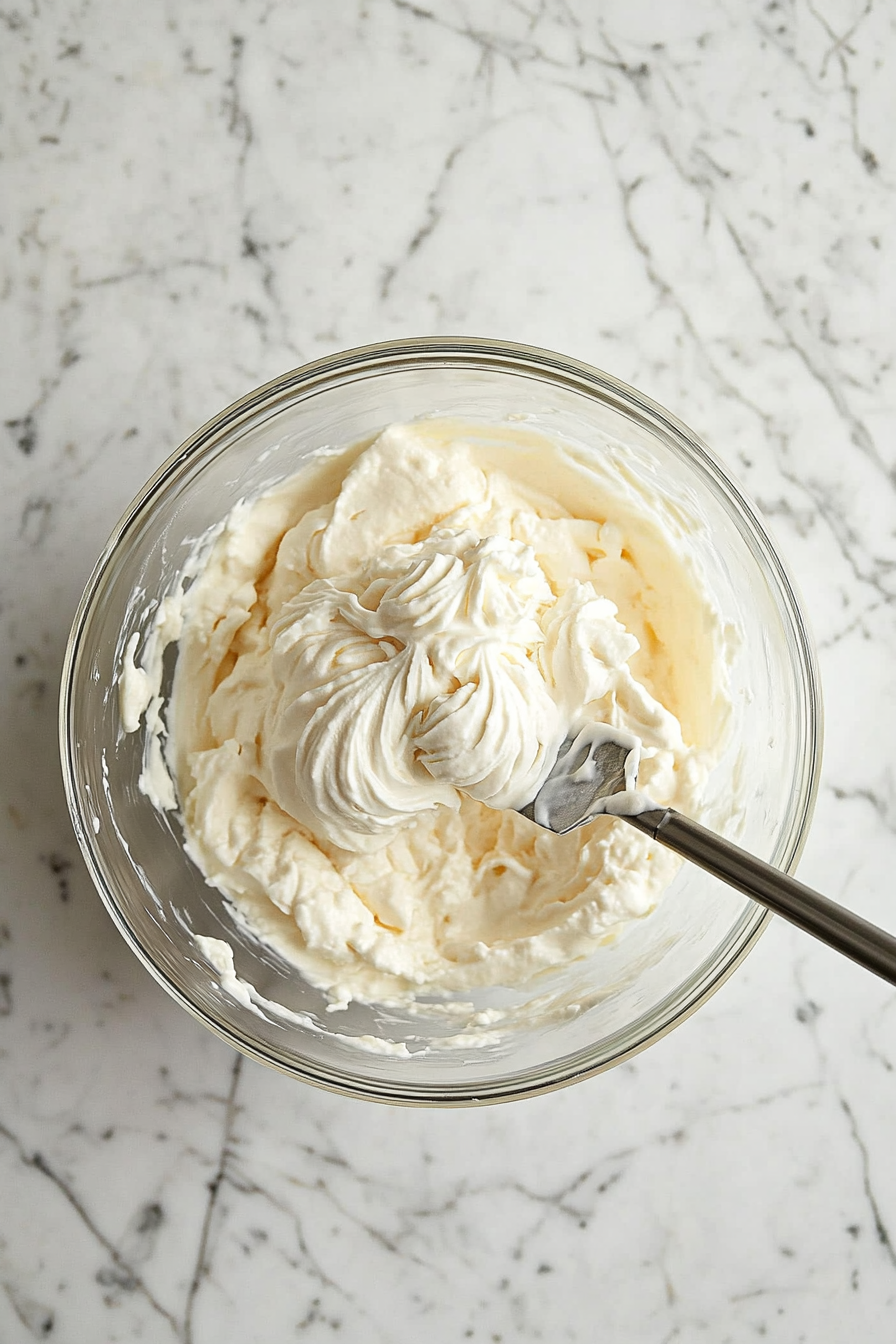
left=59, top=335, right=823, bottom=1106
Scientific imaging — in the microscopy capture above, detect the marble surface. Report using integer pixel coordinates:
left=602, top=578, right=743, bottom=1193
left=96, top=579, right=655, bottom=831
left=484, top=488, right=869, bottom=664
left=3, top=0, right=896, bottom=1338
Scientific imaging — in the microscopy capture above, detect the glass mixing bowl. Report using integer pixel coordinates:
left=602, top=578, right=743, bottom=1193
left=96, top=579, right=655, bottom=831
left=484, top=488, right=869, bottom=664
left=60, top=338, right=822, bottom=1105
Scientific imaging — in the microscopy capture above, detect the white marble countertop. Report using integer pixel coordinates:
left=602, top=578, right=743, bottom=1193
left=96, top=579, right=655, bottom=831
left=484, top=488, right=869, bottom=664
left=3, top=1, right=896, bottom=1339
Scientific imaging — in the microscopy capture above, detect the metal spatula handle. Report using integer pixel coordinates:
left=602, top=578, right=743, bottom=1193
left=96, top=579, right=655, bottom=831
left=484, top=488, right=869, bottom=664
left=627, top=807, right=896, bottom=987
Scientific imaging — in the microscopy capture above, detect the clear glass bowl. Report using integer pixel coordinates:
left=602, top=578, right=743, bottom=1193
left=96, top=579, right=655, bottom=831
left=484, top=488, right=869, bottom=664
left=60, top=338, right=822, bottom=1106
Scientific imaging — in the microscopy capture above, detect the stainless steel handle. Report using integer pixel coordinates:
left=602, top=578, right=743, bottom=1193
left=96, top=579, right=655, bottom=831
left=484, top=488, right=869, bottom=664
left=625, top=808, right=896, bottom=988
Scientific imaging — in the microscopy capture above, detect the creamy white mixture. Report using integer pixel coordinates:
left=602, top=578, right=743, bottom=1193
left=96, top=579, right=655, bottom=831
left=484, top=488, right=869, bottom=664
left=121, top=418, right=731, bottom=1005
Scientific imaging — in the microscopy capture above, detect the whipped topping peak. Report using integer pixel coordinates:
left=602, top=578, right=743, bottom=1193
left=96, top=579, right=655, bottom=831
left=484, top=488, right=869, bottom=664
left=264, top=529, right=568, bottom=850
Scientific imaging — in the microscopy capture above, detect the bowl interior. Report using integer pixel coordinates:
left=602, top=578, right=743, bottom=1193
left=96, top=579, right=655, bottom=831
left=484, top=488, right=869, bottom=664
left=62, top=341, right=821, bottom=1104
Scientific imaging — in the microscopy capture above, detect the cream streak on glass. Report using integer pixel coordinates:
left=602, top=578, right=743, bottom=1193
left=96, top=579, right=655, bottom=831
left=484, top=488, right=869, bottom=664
left=121, top=418, right=733, bottom=1006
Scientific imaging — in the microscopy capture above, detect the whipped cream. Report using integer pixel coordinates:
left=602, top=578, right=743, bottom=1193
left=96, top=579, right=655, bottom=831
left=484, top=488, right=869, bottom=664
left=122, top=418, right=732, bottom=1005
left=264, top=530, right=566, bottom=850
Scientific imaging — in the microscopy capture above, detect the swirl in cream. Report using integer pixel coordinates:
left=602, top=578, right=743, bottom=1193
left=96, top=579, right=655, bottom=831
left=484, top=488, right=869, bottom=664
left=261, top=528, right=653, bottom=850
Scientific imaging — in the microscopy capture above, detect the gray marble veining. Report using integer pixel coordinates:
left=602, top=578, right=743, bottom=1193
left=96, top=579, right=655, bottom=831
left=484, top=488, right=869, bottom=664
left=3, top=1, right=896, bottom=1339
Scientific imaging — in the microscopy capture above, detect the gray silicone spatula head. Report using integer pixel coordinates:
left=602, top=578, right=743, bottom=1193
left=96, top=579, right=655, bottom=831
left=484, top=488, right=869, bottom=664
left=518, top=723, right=643, bottom=834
